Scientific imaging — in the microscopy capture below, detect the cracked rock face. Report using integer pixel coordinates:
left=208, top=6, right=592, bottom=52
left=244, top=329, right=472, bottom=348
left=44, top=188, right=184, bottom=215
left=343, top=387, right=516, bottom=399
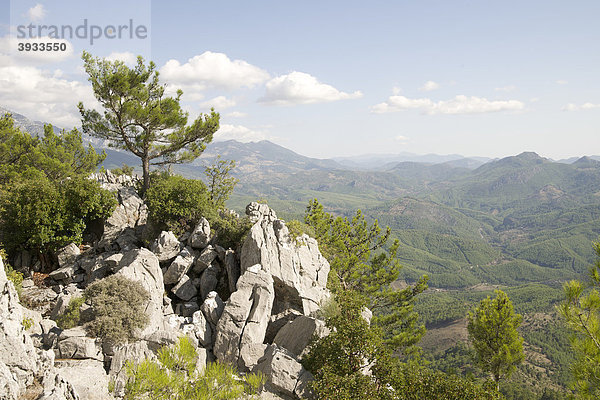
left=240, top=202, right=330, bottom=316
left=213, top=264, right=274, bottom=367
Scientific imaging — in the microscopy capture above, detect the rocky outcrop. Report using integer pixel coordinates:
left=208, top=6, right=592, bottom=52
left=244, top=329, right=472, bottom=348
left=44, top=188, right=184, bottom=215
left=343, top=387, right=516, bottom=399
left=241, top=202, right=330, bottom=315
left=0, top=256, right=79, bottom=400
left=254, top=345, right=314, bottom=399
left=98, top=186, right=147, bottom=252
left=214, top=264, right=275, bottom=367
left=273, top=316, right=329, bottom=358
left=114, top=248, right=165, bottom=337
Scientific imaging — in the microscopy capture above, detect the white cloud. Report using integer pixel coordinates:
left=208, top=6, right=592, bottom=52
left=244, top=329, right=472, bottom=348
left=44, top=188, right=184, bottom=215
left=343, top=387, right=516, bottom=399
left=160, top=52, right=270, bottom=94
left=200, top=96, right=236, bottom=110
left=563, top=102, right=600, bottom=111
left=371, top=95, right=525, bottom=115
left=395, top=135, right=409, bottom=142
left=392, top=86, right=402, bottom=95
left=0, top=64, right=97, bottom=127
left=495, top=85, right=516, bottom=92
left=225, top=111, right=247, bottom=118
left=27, top=4, right=46, bottom=22
left=214, top=124, right=267, bottom=142
left=419, top=80, right=440, bottom=91
left=259, top=71, right=362, bottom=105
left=106, top=51, right=137, bottom=66
left=556, top=80, right=568, bottom=85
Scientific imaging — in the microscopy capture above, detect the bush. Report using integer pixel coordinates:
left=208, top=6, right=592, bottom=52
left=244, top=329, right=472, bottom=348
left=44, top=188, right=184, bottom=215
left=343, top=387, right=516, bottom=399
left=145, top=172, right=215, bottom=236
left=84, top=275, right=149, bottom=344
left=111, top=163, right=134, bottom=176
left=4, top=263, right=23, bottom=299
left=56, top=296, right=85, bottom=329
left=0, top=176, right=116, bottom=256
left=211, top=212, right=252, bottom=250
left=286, top=219, right=315, bottom=245
left=124, top=336, right=265, bottom=400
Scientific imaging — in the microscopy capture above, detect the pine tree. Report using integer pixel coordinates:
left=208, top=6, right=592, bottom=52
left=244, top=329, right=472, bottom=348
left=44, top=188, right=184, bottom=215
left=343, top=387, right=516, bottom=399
left=467, top=290, right=524, bottom=387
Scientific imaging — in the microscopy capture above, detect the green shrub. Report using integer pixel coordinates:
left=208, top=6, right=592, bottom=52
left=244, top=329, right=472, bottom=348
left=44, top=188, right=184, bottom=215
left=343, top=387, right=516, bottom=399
left=286, top=219, right=315, bottom=245
left=145, top=172, right=215, bottom=236
left=4, top=263, right=23, bottom=299
left=84, top=275, right=149, bottom=344
left=56, top=296, right=85, bottom=329
left=0, top=176, right=116, bottom=255
left=124, top=336, right=265, bottom=399
left=111, top=163, right=134, bottom=176
left=211, top=212, right=252, bottom=250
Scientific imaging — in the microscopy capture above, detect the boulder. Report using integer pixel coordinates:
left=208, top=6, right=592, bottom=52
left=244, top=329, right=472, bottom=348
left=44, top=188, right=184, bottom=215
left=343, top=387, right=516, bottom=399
left=163, top=247, right=196, bottom=285
left=199, top=264, right=219, bottom=301
left=49, top=264, right=79, bottom=283
left=254, top=345, right=314, bottom=400
left=224, top=249, right=240, bottom=293
left=193, top=245, right=218, bottom=273
left=171, top=275, right=198, bottom=301
left=115, top=248, right=165, bottom=337
left=191, top=310, right=212, bottom=348
left=240, top=204, right=330, bottom=315
left=56, top=243, right=80, bottom=268
left=246, top=202, right=277, bottom=223
left=175, top=301, right=200, bottom=317
left=265, top=309, right=302, bottom=344
left=56, top=328, right=102, bottom=361
left=109, top=340, right=154, bottom=397
left=239, top=343, right=268, bottom=371
left=273, top=316, right=329, bottom=358
left=201, top=291, right=225, bottom=329
left=189, top=217, right=211, bottom=249
left=213, top=264, right=274, bottom=366
left=98, top=186, right=147, bottom=251
left=55, top=359, right=110, bottom=400
left=151, top=231, right=181, bottom=263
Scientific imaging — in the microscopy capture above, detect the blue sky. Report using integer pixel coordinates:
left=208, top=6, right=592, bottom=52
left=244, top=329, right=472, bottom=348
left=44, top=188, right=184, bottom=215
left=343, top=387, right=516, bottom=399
left=1, top=0, right=599, bottom=159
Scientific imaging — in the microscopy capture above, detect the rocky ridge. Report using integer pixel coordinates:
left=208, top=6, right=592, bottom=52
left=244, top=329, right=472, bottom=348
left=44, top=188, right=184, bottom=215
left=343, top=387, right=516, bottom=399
left=1, top=171, right=331, bottom=400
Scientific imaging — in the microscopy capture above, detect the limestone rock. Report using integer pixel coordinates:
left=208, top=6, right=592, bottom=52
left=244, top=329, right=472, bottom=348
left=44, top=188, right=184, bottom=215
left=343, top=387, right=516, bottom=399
left=151, top=231, right=181, bottom=263
left=199, top=264, right=219, bottom=301
left=191, top=310, right=212, bottom=347
left=189, top=217, right=211, bottom=249
left=246, top=202, right=277, bottom=223
left=213, top=265, right=274, bottom=366
left=240, top=343, right=268, bottom=371
left=171, top=274, right=197, bottom=301
left=163, top=247, right=196, bottom=285
left=240, top=204, right=330, bottom=315
left=201, top=291, right=225, bottom=329
left=273, top=316, right=329, bottom=358
left=56, top=329, right=102, bottom=361
left=55, top=359, right=110, bottom=400
left=193, top=245, right=218, bottom=273
left=254, top=345, right=314, bottom=399
left=98, top=186, right=146, bottom=251
left=115, top=248, right=165, bottom=337
left=224, top=249, right=240, bottom=293
left=56, top=243, right=81, bottom=268
left=265, top=309, right=303, bottom=344
left=109, top=340, right=154, bottom=397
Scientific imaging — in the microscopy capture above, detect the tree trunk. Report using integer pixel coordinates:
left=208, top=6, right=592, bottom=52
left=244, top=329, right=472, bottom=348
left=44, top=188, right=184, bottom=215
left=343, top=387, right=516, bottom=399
left=142, top=156, right=150, bottom=196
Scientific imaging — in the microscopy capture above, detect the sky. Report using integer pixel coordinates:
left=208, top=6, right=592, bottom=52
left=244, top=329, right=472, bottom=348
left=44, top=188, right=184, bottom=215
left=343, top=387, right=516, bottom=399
left=0, top=0, right=599, bottom=160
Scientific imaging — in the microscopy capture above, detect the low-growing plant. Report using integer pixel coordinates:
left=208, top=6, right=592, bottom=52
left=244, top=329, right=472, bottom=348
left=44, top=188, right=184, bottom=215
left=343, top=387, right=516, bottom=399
left=124, top=336, right=265, bottom=400
left=84, top=275, right=150, bottom=344
left=111, top=163, right=135, bottom=176
left=56, top=296, right=85, bottom=329
left=22, top=317, right=34, bottom=331
left=286, top=219, right=315, bottom=246
left=4, top=263, right=23, bottom=299
left=211, top=212, right=253, bottom=250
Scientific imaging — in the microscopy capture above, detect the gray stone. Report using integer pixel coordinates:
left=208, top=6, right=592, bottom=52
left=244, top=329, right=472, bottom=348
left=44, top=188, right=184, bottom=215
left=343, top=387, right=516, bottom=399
left=175, top=301, right=200, bottom=317
left=151, top=231, right=181, bottom=263
left=189, top=217, right=211, bottom=249
left=193, top=245, right=218, bottom=273
left=239, top=343, right=268, bottom=371
left=273, top=316, right=329, bottom=358
left=55, top=359, right=110, bottom=400
left=56, top=243, right=80, bottom=268
left=224, top=249, right=240, bottom=294
left=246, top=202, right=277, bottom=223
left=109, top=341, right=154, bottom=397
left=115, top=248, right=165, bottom=337
left=163, top=247, right=196, bottom=285
left=254, top=345, right=313, bottom=399
left=201, top=291, right=225, bottom=329
left=56, top=329, right=102, bottom=361
left=191, top=310, right=212, bottom=348
left=265, top=309, right=303, bottom=344
left=98, top=186, right=147, bottom=251
left=199, top=264, right=219, bottom=301
left=49, top=264, right=79, bottom=282
left=103, top=253, right=123, bottom=270
left=172, top=275, right=198, bottom=301
left=214, top=265, right=274, bottom=366
left=241, top=204, right=330, bottom=316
